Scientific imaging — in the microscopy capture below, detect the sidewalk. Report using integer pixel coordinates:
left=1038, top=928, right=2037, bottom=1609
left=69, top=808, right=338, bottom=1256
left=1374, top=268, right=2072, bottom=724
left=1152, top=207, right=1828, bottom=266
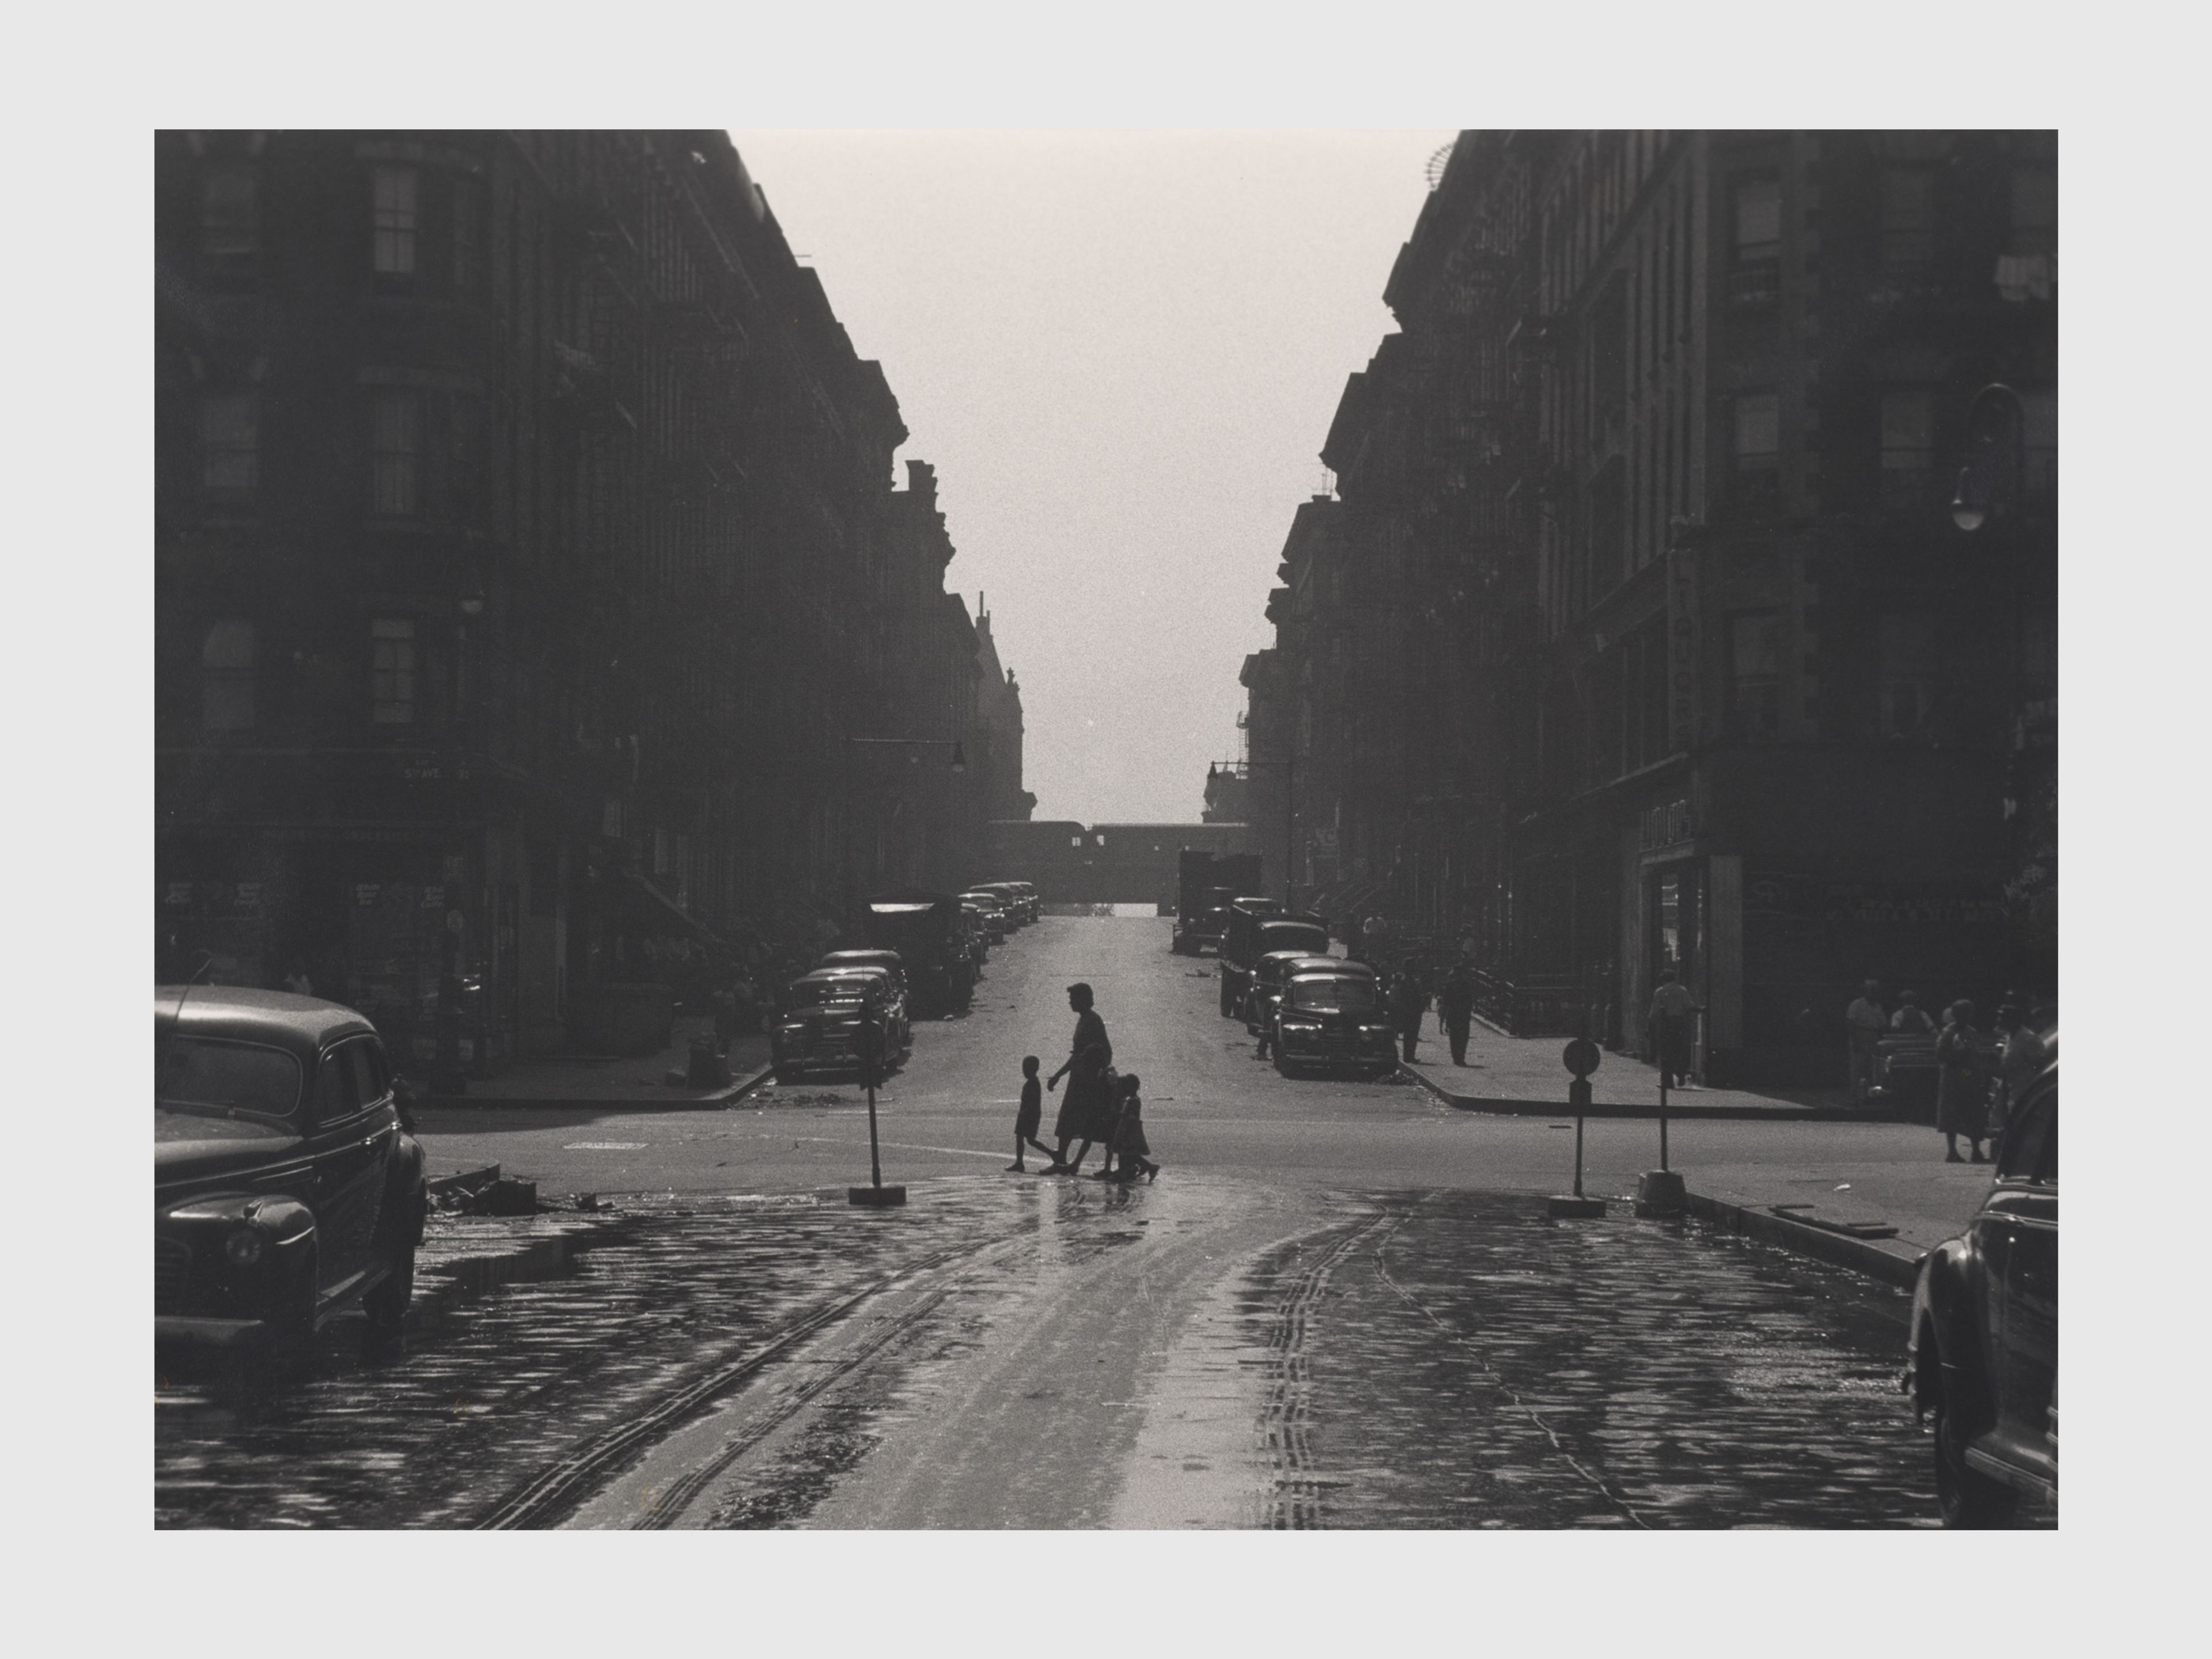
left=427, top=1014, right=774, bottom=1110
left=1402, top=1017, right=1857, bottom=1119
left=1403, top=1019, right=1980, bottom=1287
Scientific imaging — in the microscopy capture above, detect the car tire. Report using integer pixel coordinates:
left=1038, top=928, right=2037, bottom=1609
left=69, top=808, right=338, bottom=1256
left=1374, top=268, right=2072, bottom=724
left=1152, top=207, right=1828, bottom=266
left=774, top=1067, right=799, bottom=1084
left=1930, top=1359, right=2018, bottom=1529
left=362, top=1236, right=416, bottom=1355
left=1274, top=1052, right=1299, bottom=1079
left=1219, top=978, right=1237, bottom=1017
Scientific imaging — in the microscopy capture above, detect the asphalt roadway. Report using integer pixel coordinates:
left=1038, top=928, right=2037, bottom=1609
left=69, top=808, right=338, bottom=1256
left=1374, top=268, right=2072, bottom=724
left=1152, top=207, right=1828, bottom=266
left=157, top=918, right=1941, bottom=1528
left=416, top=913, right=1968, bottom=1217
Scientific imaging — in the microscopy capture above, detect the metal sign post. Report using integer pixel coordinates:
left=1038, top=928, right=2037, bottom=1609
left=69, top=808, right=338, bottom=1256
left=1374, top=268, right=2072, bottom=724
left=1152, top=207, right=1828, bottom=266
left=1637, top=1054, right=1687, bottom=1218
left=1547, top=1039, right=1606, bottom=1219
left=849, top=1009, right=906, bottom=1207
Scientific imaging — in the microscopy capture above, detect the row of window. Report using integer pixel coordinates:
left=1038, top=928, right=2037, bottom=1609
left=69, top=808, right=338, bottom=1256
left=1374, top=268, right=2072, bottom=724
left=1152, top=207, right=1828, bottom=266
left=1723, top=388, right=2056, bottom=495
left=198, top=619, right=419, bottom=732
left=194, top=161, right=480, bottom=290
left=195, top=388, right=456, bottom=518
left=1727, top=162, right=2058, bottom=280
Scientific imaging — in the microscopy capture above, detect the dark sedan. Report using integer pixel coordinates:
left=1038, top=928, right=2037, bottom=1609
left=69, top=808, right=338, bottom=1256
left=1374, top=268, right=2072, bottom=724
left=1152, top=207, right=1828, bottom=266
left=1244, top=950, right=1353, bottom=1034
left=1271, top=971, right=1399, bottom=1080
left=156, top=987, right=427, bottom=1365
left=1905, top=1033, right=2058, bottom=1526
left=772, top=971, right=901, bottom=1084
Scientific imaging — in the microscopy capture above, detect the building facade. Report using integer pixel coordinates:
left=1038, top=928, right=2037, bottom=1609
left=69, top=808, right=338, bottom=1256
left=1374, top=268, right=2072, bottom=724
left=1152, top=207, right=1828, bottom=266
left=157, top=130, right=1023, bottom=1068
left=1244, top=130, right=2056, bottom=1083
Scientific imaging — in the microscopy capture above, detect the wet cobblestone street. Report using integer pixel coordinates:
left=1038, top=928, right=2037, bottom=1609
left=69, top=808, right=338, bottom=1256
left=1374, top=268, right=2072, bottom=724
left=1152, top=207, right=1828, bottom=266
left=156, top=1175, right=1933, bottom=1529
left=153, top=1184, right=1051, bottom=1529
left=1244, top=1191, right=1931, bottom=1528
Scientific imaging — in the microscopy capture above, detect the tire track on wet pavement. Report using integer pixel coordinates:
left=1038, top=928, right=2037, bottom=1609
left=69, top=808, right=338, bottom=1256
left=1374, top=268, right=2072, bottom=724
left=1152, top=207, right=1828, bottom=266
left=478, top=1228, right=1035, bottom=1529
left=1255, top=1211, right=1398, bottom=1529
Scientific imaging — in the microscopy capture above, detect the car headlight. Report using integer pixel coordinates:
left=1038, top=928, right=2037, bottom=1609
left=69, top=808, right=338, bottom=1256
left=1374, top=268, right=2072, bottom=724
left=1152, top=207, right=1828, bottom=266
left=225, top=1225, right=266, bottom=1267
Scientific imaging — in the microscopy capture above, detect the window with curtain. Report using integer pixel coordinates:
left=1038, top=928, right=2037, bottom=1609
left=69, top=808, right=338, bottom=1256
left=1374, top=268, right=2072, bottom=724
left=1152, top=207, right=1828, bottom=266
left=1726, top=611, right=1783, bottom=742
left=371, top=392, right=420, bottom=516
left=200, top=167, right=257, bottom=274
left=202, top=619, right=256, bottom=732
left=1880, top=389, right=1934, bottom=506
left=199, top=393, right=257, bottom=494
left=372, top=619, right=416, bottom=724
left=372, top=165, right=418, bottom=275
left=1881, top=167, right=1938, bottom=272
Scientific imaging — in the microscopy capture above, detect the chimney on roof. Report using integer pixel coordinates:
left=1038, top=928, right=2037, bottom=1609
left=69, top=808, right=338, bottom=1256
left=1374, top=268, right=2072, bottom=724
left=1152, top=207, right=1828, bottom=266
left=904, top=459, right=937, bottom=507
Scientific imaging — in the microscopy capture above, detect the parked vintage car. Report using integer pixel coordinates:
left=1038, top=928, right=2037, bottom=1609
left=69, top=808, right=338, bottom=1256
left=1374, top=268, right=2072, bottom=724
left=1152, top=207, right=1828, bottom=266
left=1219, top=905, right=1326, bottom=1017
left=1271, top=969, right=1399, bottom=1080
left=155, top=987, right=428, bottom=1365
left=816, top=949, right=911, bottom=1009
left=1243, top=950, right=1344, bottom=1034
left=808, top=964, right=909, bottom=1052
left=959, top=891, right=1010, bottom=944
left=958, top=901, right=993, bottom=967
left=1905, top=1033, right=2058, bottom=1526
left=772, top=969, right=902, bottom=1084
left=974, top=882, right=1033, bottom=926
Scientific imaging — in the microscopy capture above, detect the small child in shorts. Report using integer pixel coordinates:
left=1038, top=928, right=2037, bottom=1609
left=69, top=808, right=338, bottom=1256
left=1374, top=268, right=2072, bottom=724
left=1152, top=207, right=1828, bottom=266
left=1008, top=1055, right=1055, bottom=1172
left=1109, top=1071, right=1159, bottom=1184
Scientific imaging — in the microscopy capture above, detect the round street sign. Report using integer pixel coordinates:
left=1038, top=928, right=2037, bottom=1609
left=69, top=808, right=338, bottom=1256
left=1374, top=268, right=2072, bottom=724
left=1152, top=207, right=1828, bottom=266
left=1562, top=1038, right=1601, bottom=1078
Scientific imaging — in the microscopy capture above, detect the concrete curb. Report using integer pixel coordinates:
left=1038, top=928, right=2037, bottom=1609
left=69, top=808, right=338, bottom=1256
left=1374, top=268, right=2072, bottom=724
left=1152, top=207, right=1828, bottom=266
left=419, top=1063, right=777, bottom=1115
left=1395, top=1062, right=1831, bottom=1120
left=1394, top=1066, right=1927, bottom=1289
left=1686, top=1190, right=1926, bottom=1289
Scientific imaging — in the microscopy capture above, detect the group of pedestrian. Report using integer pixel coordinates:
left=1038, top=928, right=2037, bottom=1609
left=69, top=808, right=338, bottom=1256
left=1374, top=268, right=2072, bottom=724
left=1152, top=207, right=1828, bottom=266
left=1365, top=959, right=1479, bottom=1065
left=1847, top=979, right=2048, bottom=1163
left=1006, top=982, right=1159, bottom=1183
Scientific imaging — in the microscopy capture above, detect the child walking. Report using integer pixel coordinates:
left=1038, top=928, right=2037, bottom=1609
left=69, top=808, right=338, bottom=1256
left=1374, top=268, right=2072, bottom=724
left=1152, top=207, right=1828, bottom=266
left=1109, top=1073, right=1159, bottom=1184
left=1007, top=1056, right=1057, bottom=1172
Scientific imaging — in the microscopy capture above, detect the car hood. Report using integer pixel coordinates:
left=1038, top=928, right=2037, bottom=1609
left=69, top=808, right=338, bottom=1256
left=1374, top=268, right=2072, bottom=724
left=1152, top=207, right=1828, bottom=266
left=155, top=1109, right=305, bottom=1185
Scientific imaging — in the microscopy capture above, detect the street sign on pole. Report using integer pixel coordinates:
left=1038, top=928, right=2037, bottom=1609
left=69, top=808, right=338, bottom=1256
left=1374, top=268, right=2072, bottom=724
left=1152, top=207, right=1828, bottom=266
left=1548, top=1038, right=1606, bottom=1218
left=849, top=1007, right=906, bottom=1207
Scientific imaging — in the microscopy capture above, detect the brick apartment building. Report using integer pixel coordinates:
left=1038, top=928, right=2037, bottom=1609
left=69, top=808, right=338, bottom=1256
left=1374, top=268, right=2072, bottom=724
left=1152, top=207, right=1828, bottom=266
left=156, top=130, right=1024, bottom=1070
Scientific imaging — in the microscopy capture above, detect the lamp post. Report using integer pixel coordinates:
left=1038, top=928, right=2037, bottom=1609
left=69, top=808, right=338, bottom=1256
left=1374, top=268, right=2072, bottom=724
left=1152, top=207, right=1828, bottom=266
left=839, top=734, right=965, bottom=1210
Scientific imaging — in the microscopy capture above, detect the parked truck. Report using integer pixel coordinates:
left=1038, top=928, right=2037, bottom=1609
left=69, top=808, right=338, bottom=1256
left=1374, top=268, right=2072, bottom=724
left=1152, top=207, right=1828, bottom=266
left=1170, top=850, right=1264, bottom=955
left=861, top=889, right=976, bottom=1016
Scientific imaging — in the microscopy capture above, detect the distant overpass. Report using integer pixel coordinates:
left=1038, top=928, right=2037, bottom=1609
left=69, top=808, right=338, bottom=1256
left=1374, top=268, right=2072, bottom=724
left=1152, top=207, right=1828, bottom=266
left=985, top=820, right=1260, bottom=906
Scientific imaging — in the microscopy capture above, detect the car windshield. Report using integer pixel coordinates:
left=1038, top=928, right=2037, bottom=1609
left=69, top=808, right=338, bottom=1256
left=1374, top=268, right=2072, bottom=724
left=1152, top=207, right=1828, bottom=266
left=1289, top=978, right=1378, bottom=1014
left=1262, top=925, right=1330, bottom=955
left=157, top=1036, right=303, bottom=1118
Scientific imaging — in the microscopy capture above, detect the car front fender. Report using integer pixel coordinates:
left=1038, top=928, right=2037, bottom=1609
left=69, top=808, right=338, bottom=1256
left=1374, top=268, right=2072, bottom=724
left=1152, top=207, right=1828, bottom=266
left=1907, top=1234, right=1986, bottom=1423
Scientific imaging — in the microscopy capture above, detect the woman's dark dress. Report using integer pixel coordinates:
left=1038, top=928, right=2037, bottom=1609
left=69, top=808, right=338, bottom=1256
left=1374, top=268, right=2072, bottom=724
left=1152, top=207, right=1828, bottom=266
left=1052, top=1008, right=1113, bottom=1142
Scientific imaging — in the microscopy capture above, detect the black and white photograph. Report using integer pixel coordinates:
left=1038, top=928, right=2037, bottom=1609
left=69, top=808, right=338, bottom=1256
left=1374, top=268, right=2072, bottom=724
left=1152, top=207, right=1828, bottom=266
left=31, top=0, right=2186, bottom=1642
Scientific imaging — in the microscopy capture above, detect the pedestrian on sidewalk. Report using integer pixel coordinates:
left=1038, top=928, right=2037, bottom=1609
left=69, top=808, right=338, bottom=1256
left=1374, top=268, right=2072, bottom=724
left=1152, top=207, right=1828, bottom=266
left=1437, top=965, right=1476, bottom=1066
left=1935, top=999, right=1993, bottom=1163
left=1389, top=965, right=1429, bottom=1063
left=1889, top=990, right=1936, bottom=1035
left=1109, top=1072, right=1158, bottom=1184
left=1846, top=979, right=1888, bottom=1104
left=1646, top=971, right=1699, bottom=1089
left=1006, top=1055, right=1057, bottom=1172
left=1045, top=983, right=1113, bottom=1175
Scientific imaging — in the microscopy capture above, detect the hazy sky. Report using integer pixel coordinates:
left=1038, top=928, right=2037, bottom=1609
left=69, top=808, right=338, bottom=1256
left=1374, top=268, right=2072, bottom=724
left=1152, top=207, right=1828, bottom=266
left=729, top=130, right=1453, bottom=825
